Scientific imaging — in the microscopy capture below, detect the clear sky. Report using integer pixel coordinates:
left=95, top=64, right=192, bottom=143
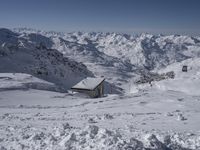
left=0, top=0, right=200, bottom=35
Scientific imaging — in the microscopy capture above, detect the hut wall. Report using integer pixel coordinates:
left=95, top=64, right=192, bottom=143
left=94, top=82, right=104, bottom=98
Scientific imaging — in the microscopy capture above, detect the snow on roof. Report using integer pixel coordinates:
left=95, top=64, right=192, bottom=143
left=71, top=77, right=105, bottom=90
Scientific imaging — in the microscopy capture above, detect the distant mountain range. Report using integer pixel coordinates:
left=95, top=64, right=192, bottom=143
left=0, top=27, right=200, bottom=92
left=13, top=27, right=200, bottom=70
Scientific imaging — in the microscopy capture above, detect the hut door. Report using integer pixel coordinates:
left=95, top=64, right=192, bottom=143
left=98, top=88, right=101, bottom=97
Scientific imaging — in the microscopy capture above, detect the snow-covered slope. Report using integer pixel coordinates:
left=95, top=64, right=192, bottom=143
left=0, top=73, right=62, bottom=92
left=1, top=84, right=200, bottom=149
left=153, top=57, right=200, bottom=95
left=0, top=28, right=93, bottom=90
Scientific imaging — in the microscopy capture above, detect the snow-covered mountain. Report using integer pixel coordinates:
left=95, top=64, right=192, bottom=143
left=0, top=28, right=93, bottom=90
left=14, top=28, right=200, bottom=70
left=12, top=28, right=200, bottom=91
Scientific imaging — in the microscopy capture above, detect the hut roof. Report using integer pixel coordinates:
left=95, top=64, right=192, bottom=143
left=71, top=77, right=105, bottom=91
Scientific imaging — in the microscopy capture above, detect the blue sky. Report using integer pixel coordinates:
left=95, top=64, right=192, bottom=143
left=0, top=0, right=200, bottom=35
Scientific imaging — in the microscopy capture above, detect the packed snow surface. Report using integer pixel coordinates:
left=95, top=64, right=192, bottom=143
left=1, top=70, right=200, bottom=149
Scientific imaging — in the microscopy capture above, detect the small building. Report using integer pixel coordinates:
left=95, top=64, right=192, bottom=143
left=182, top=65, right=188, bottom=72
left=71, top=77, right=105, bottom=98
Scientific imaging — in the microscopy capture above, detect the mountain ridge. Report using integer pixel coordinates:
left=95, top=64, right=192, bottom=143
left=1, top=27, right=200, bottom=92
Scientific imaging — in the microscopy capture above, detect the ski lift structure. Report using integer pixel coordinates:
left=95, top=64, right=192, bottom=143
left=182, top=65, right=188, bottom=72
